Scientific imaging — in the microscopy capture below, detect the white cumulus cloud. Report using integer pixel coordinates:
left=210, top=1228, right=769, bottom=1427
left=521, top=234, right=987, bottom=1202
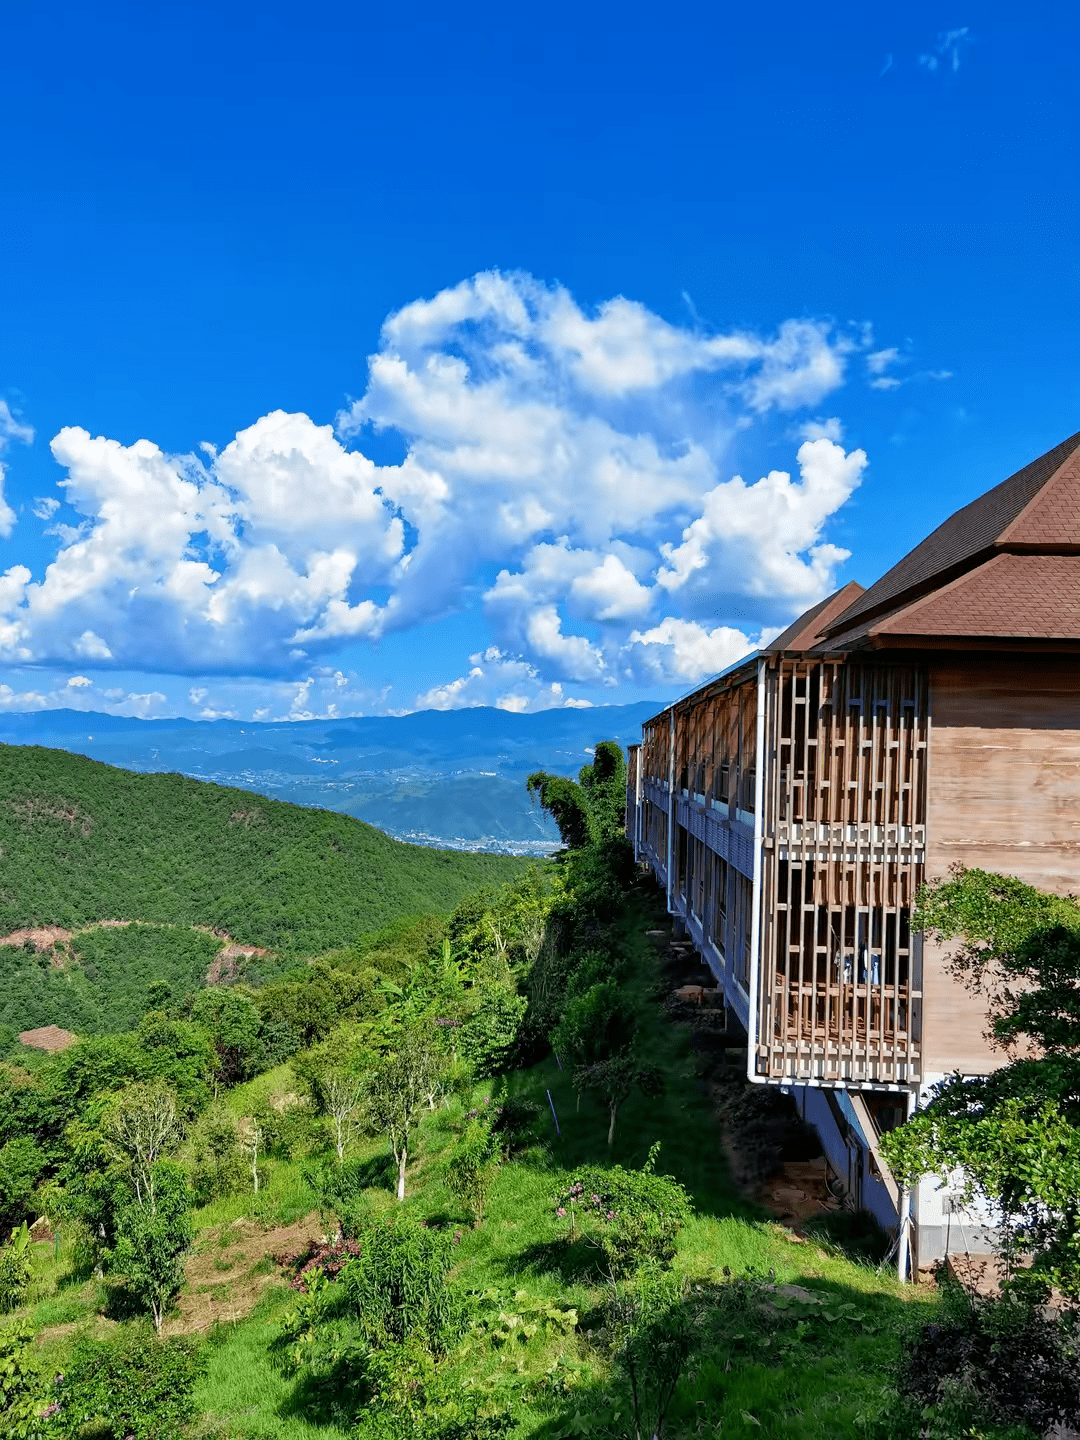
left=0, top=272, right=879, bottom=707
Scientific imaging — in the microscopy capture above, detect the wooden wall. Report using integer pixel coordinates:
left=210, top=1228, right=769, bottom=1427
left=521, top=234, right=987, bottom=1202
left=923, top=658, right=1080, bottom=1073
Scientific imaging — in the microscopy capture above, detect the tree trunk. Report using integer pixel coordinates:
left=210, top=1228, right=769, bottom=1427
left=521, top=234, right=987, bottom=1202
left=607, top=1099, right=618, bottom=1147
left=396, top=1145, right=407, bottom=1201
left=335, top=1117, right=345, bottom=1161
left=152, top=1298, right=163, bottom=1335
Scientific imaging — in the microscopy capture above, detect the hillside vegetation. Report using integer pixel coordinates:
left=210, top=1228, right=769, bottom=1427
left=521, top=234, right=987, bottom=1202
left=0, top=746, right=528, bottom=955
left=2, top=740, right=1073, bottom=1440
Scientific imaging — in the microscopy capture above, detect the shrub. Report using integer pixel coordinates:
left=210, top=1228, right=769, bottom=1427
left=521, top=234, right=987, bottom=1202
left=0, top=1224, right=32, bottom=1314
left=52, top=1330, right=206, bottom=1440
left=0, top=1321, right=44, bottom=1439
left=277, top=1212, right=467, bottom=1421
left=555, top=1145, right=692, bottom=1276
left=489, top=1097, right=542, bottom=1152
left=604, top=1266, right=707, bottom=1440
left=446, top=1120, right=499, bottom=1227
left=302, top=1156, right=377, bottom=1240
left=458, top=989, right=527, bottom=1078
left=109, top=1162, right=194, bottom=1333
left=188, top=1105, right=246, bottom=1207
left=895, top=1284, right=1080, bottom=1437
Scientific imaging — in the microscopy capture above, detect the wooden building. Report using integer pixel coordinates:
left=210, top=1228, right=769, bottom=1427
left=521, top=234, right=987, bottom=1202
left=626, top=431, right=1080, bottom=1273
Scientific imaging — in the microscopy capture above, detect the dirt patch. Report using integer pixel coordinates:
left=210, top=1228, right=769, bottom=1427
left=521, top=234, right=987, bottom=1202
left=206, top=943, right=268, bottom=985
left=229, top=807, right=264, bottom=828
left=10, top=798, right=93, bottom=834
left=0, top=926, right=72, bottom=951
left=165, top=1212, right=324, bottom=1335
left=17, top=1025, right=79, bottom=1053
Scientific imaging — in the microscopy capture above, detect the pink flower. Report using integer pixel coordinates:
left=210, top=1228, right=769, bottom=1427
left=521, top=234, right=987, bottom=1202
left=556, top=1207, right=567, bottom=1218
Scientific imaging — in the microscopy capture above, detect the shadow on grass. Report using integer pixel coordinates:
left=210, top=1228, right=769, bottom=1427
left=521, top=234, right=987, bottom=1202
left=350, top=1151, right=397, bottom=1193
left=524, top=1271, right=941, bottom=1440
left=510, top=1234, right=607, bottom=1286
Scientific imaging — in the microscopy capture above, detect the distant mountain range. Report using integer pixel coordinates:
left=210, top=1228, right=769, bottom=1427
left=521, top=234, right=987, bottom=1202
left=0, top=702, right=663, bottom=854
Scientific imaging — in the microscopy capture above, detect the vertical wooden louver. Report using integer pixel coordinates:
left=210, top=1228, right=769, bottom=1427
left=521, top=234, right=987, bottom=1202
left=758, top=660, right=927, bottom=1084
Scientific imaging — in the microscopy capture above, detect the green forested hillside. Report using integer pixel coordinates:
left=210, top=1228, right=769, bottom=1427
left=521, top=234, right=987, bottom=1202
left=0, top=746, right=528, bottom=955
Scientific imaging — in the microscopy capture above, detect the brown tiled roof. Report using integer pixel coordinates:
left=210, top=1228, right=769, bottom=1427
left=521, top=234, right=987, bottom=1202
left=18, top=1025, right=78, bottom=1053
left=766, top=582, right=866, bottom=652
left=823, top=430, right=1080, bottom=638
left=822, top=554, right=1080, bottom=647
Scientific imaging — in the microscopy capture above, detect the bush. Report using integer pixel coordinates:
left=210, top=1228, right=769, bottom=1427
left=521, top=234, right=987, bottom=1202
left=302, top=1156, right=377, bottom=1240
left=188, top=1106, right=246, bottom=1207
left=446, top=1120, right=499, bottom=1226
left=458, top=989, right=527, bottom=1077
left=52, top=1330, right=206, bottom=1440
left=277, top=1212, right=467, bottom=1422
left=555, top=1145, right=692, bottom=1277
left=0, top=1321, right=44, bottom=1439
left=894, top=1285, right=1080, bottom=1437
left=0, top=1224, right=32, bottom=1314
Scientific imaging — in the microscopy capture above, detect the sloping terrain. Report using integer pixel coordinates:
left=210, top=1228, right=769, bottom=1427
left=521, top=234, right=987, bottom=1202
left=0, top=745, right=528, bottom=956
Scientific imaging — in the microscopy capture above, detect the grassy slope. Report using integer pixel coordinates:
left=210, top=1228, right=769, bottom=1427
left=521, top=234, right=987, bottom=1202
left=0, top=746, right=528, bottom=954
left=186, top=900, right=938, bottom=1440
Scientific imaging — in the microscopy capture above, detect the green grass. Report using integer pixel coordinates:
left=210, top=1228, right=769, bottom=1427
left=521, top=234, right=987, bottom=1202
left=12, top=890, right=940, bottom=1438
left=184, top=897, right=938, bottom=1438
left=0, top=745, right=530, bottom=956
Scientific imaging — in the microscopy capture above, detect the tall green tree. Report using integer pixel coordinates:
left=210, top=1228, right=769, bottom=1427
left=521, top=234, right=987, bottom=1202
left=109, top=1160, right=193, bottom=1334
left=294, top=1026, right=371, bottom=1161
left=883, top=867, right=1080, bottom=1297
left=526, top=738, right=627, bottom=850
left=365, top=1027, right=443, bottom=1201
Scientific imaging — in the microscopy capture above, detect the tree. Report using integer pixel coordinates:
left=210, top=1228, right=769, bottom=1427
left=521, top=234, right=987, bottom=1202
left=552, top=980, right=635, bottom=1069
left=105, top=1081, right=181, bottom=1211
left=882, top=867, right=1080, bottom=1297
left=366, top=1028, right=443, bottom=1201
left=446, top=1120, right=499, bottom=1227
left=191, top=988, right=263, bottom=1088
left=525, top=774, right=594, bottom=850
left=294, top=1026, right=371, bottom=1161
left=109, top=1161, right=193, bottom=1333
left=527, top=741, right=628, bottom=851
left=575, top=1050, right=663, bottom=1148
left=237, top=1114, right=264, bottom=1194
left=577, top=740, right=627, bottom=843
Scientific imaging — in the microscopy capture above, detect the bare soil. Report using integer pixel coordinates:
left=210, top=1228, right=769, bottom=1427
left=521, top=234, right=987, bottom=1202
left=164, top=1213, right=324, bottom=1336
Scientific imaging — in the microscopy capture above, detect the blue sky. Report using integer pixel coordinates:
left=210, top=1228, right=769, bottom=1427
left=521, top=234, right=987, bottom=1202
left=0, top=0, right=1077, bottom=721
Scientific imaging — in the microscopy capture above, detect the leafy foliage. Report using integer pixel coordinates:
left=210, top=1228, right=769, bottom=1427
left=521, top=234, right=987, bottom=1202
left=884, top=866, right=1080, bottom=1296
left=893, top=1283, right=1080, bottom=1437
left=457, top=987, right=526, bottom=1078
left=0, top=1321, right=45, bottom=1440
left=604, top=1266, right=707, bottom=1440
left=366, top=1026, right=447, bottom=1200
left=555, top=1145, right=693, bottom=1276
left=0, top=925, right=222, bottom=1038
left=0, top=1226, right=32, bottom=1315
left=526, top=739, right=626, bottom=851
left=445, top=1119, right=500, bottom=1227
left=51, top=1330, right=206, bottom=1440
left=109, top=1161, right=194, bottom=1332
left=277, top=1212, right=466, bottom=1422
